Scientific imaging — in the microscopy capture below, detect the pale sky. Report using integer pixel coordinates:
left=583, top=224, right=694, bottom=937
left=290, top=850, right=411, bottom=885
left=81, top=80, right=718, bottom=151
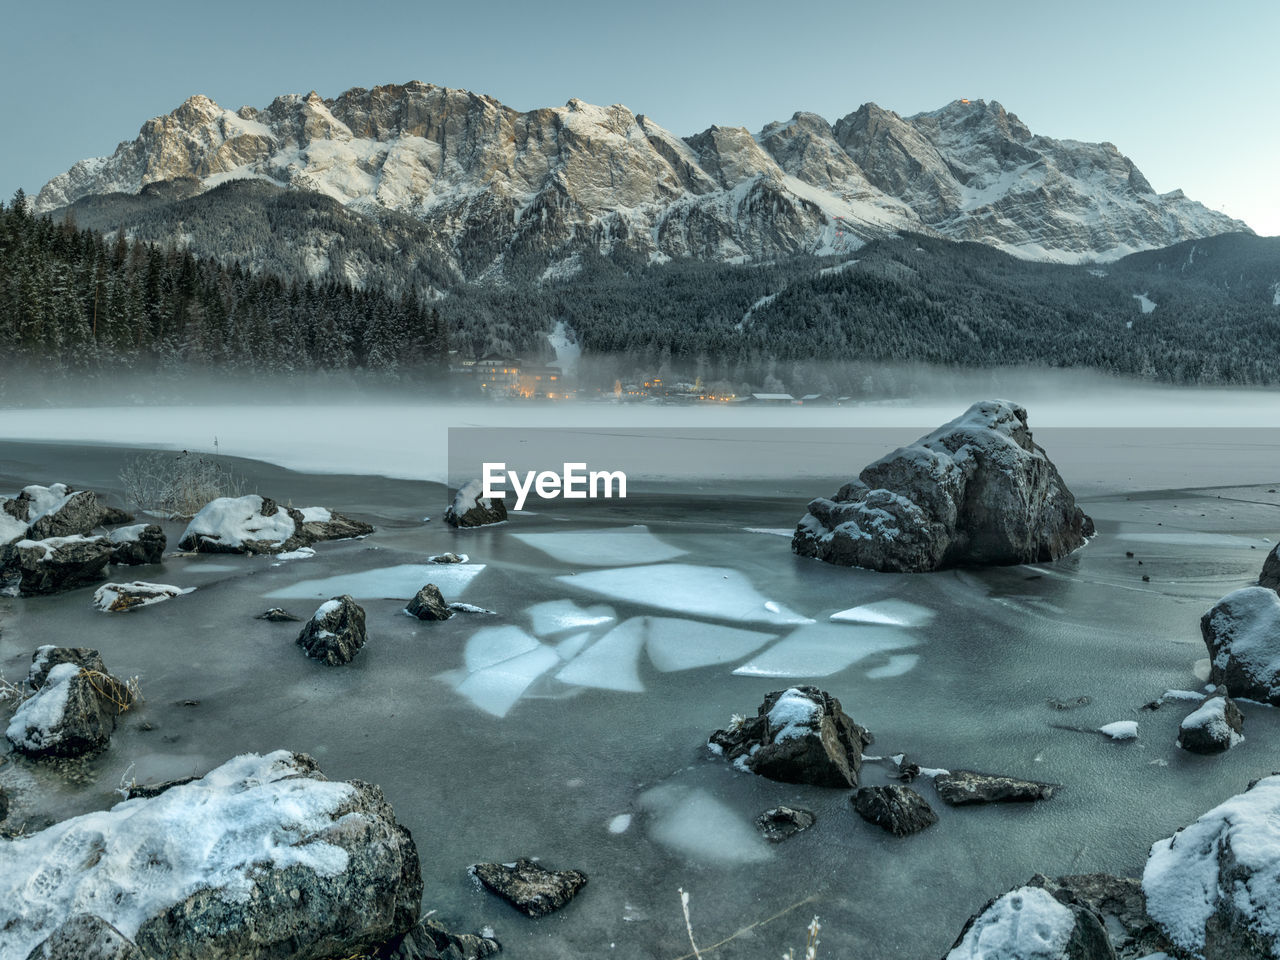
left=3, top=0, right=1276, bottom=235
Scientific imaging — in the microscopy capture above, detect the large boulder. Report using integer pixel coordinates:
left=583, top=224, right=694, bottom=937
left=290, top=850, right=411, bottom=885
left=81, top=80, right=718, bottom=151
left=2, top=536, right=112, bottom=595
left=792, top=400, right=1093, bottom=572
left=1200, top=586, right=1280, bottom=703
left=1143, top=774, right=1280, bottom=959
left=24, top=914, right=143, bottom=960
left=178, top=496, right=372, bottom=555
left=1261, top=543, right=1280, bottom=592
left=5, top=661, right=120, bottom=758
left=709, top=686, right=873, bottom=788
left=297, top=595, right=368, bottom=665
left=25, top=488, right=102, bottom=540
left=0, top=751, right=423, bottom=960
left=444, top=480, right=508, bottom=528
left=1177, top=691, right=1244, bottom=754
left=108, top=524, right=166, bottom=565
left=946, top=884, right=1116, bottom=960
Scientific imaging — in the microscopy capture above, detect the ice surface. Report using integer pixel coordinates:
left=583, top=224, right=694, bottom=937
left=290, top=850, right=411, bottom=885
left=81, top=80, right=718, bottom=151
left=644, top=618, right=775, bottom=671
left=830, top=599, right=936, bottom=627
left=555, top=619, right=647, bottom=692
left=607, top=814, right=632, bottom=834
left=274, top=547, right=316, bottom=561
left=555, top=632, right=595, bottom=661
left=1115, top=532, right=1267, bottom=548
left=464, top=626, right=542, bottom=672
left=456, top=646, right=562, bottom=718
left=527, top=600, right=616, bottom=637
left=264, top=564, right=484, bottom=599
left=866, top=654, right=921, bottom=678
left=639, top=784, right=771, bottom=864
left=556, top=564, right=811, bottom=624
left=1099, top=721, right=1139, bottom=740
left=742, top=527, right=794, bottom=537
left=513, top=526, right=687, bottom=566
left=733, top=623, right=917, bottom=678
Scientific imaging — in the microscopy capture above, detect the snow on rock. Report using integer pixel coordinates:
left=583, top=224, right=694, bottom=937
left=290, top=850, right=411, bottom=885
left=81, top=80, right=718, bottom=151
left=3, top=535, right=112, bottom=596
left=296, top=595, right=367, bottom=666
left=1200, top=586, right=1280, bottom=704
left=793, top=400, right=1093, bottom=572
left=4, top=659, right=124, bottom=759
left=1099, top=721, right=1139, bottom=740
left=945, top=885, right=1112, bottom=960
left=178, top=495, right=372, bottom=554
left=444, top=479, right=508, bottom=528
left=107, top=523, right=166, bottom=566
left=93, top=581, right=194, bottom=613
left=1177, top=693, right=1244, bottom=754
left=1143, top=774, right=1280, bottom=958
left=0, top=751, right=423, bottom=959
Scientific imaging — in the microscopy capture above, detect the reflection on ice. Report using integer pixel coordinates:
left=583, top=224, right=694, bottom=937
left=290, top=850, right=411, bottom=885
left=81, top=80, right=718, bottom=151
left=866, top=654, right=921, bottom=679
left=264, top=564, right=484, bottom=600
left=555, top=620, right=647, bottom=692
left=830, top=599, right=935, bottom=627
left=734, top=623, right=917, bottom=678
left=639, top=784, right=772, bottom=864
left=644, top=618, right=775, bottom=672
left=557, top=564, right=811, bottom=624
left=527, top=600, right=616, bottom=637
left=513, top=526, right=687, bottom=566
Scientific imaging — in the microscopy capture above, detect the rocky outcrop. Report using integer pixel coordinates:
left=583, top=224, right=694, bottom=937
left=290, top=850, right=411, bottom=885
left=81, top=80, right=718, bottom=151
left=381, top=917, right=501, bottom=960
left=852, top=785, right=938, bottom=836
left=1143, top=774, right=1280, bottom=959
left=1177, top=690, right=1244, bottom=754
left=792, top=401, right=1093, bottom=572
left=1028, top=874, right=1174, bottom=960
left=934, top=770, right=1056, bottom=806
left=2, top=536, right=112, bottom=595
left=470, top=858, right=587, bottom=917
left=754, top=806, right=816, bottom=843
left=24, top=915, right=143, bottom=960
left=1262, top=544, right=1280, bottom=592
left=709, top=686, right=872, bottom=788
left=1200, top=586, right=1280, bottom=703
left=93, top=581, right=194, bottom=612
left=946, top=884, right=1116, bottom=960
left=25, top=489, right=102, bottom=540
left=444, top=481, right=508, bottom=528
left=0, top=751, right=423, bottom=960
left=107, top=524, right=166, bottom=565
left=297, top=595, right=368, bottom=665
left=405, top=584, right=453, bottom=621
left=178, top=495, right=372, bottom=554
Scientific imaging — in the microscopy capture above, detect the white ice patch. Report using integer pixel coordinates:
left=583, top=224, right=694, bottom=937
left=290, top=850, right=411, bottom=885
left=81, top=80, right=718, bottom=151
left=273, top=547, right=316, bottom=561
left=464, top=626, right=541, bottom=672
left=456, top=646, right=561, bottom=718
left=557, top=564, right=810, bottom=624
left=866, top=654, right=920, bottom=678
left=555, top=619, right=647, bottom=692
left=734, top=623, right=917, bottom=678
left=644, top=618, right=775, bottom=672
left=1133, top=292, right=1157, bottom=314
left=1099, top=721, right=1139, bottom=740
left=264, top=564, right=484, bottom=599
left=513, top=527, right=686, bottom=566
left=830, top=599, right=935, bottom=627
left=0, top=509, right=27, bottom=545
left=638, top=784, right=771, bottom=864
left=945, top=885, right=1077, bottom=960
left=607, top=814, right=632, bottom=834
left=527, top=600, right=616, bottom=637
left=555, top=632, right=595, bottom=661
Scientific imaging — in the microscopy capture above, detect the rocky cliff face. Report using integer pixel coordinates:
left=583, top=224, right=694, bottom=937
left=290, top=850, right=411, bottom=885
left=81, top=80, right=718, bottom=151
left=35, top=84, right=1249, bottom=280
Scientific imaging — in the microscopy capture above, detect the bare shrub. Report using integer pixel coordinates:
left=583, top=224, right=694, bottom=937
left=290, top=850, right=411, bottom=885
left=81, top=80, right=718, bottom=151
left=120, top=450, right=245, bottom=519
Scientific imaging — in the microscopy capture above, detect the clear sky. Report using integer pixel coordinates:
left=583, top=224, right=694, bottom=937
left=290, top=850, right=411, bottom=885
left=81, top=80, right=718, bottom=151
left=3, top=0, right=1276, bottom=235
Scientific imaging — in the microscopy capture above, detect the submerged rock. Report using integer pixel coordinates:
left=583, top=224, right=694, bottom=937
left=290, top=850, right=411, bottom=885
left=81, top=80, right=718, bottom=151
left=934, top=770, right=1056, bottom=806
left=24, top=914, right=143, bottom=960
left=381, top=916, right=501, bottom=960
left=444, top=480, right=508, bottom=528
left=792, top=400, right=1093, bottom=572
left=107, top=524, right=166, bottom=566
left=0, top=751, right=423, bottom=960
left=1143, top=774, right=1280, bottom=959
left=471, top=858, right=587, bottom=917
left=754, top=806, right=816, bottom=842
left=1261, top=543, right=1280, bottom=592
left=406, top=584, right=453, bottom=621
left=946, top=884, right=1116, bottom=960
left=709, top=686, right=872, bottom=788
left=1177, top=690, right=1244, bottom=754
left=1202, top=586, right=1280, bottom=703
left=256, top=607, right=302, bottom=622
left=92, top=581, right=194, bottom=613
left=852, top=785, right=938, bottom=836
left=178, top=495, right=373, bottom=555
left=297, top=595, right=368, bottom=665
left=3, top=536, right=112, bottom=596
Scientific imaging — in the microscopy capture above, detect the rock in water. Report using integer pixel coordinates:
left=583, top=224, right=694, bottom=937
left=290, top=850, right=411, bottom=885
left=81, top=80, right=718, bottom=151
left=444, top=480, right=508, bottom=528
left=297, top=595, right=368, bottom=665
left=382, top=916, right=501, bottom=960
left=0, top=751, right=423, bottom=960
left=93, top=582, right=194, bottom=612
left=792, top=400, right=1093, bottom=572
left=5, top=662, right=120, bottom=758
left=3, top=536, right=112, bottom=595
left=709, top=686, right=873, bottom=788
left=178, top=495, right=372, bottom=554
left=27, top=646, right=108, bottom=690
left=256, top=607, right=302, bottom=622
left=946, top=885, right=1117, bottom=960
left=107, top=524, right=166, bottom=565
left=934, top=770, right=1056, bottom=805
left=1177, top=690, right=1244, bottom=754
left=1200, top=586, right=1280, bottom=704
left=429, top=552, right=467, bottom=564
left=24, top=914, right=143, bottom=960
left=754, top=806, right=816, bottom=842
left=470, top=858, right=587, bottom=917
left=852, top=785, right=938, bottom=836
left=1143, top=774, right=1280, bottom=959
left=405, top=584, right=454, bottom=621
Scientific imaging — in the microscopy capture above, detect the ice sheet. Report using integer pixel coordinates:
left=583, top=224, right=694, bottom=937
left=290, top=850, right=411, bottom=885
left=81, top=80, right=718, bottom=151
left=264, top=564, right=484, bottom=600
left=866, top=653, right=920, bottom=679
left=464, top=626, right=542, bottom=672
left=644, top=617, right=776, bottom=672
left=733, top=623, right=917, bottom=678
left=456, top=646, right=562, bottom=718
left=527, top=600, right=616, bottom=637
left=555, top=619, right=647, bottom=692
left=639, top=784, right=771, bottom=864
left=513, top=526, right=687, bottom=566
left=830, top=599, right=935, bottom=627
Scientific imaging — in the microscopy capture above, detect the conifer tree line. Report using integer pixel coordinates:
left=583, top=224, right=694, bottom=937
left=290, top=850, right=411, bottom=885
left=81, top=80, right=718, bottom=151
left=0, top=191, right=450, bottom=379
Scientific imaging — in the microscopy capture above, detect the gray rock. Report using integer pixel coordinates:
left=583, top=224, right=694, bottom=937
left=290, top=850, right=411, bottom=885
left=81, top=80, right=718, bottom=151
left=934, top=769, right=1056, bottom=806
left=792, top=400, right=1093, bottom=572
left=5, top=662, right=119, bottom=758
left=471, top=858, right=587, bottom=917
left=754, top=806, right=816, bottom=842
left=97, top=506, right=136, bottom=526
left=709, top=686, right=872, bottom=788
left=3, top=536, right=112, bottom=595
left=0, top=785, right=8, bottom=823
left=256, top=607, right=302, bottom=622
left=852, top=785, right=938, bottom=836
left=1177, top=691, right=1244, bottom=754
left=28, top=646, right=107, bottom=690
left=381, top=916, right=501, bottom=960
left=946, top=884, right=1117, bottom=960
left=108, top=524, right=166, bottom=565
left=1200, top=586, right=1280, bottom=703
left=24, top=915, right=142, bottom=960
left=406, top=584, right=453, bottom=621
left=297, top=595, right=367, bottom=665
left=1029, top=873, right=1174, bottom=960
left=1261, top=543, right=1280, bottom=592
left=444, top=480, right=508, bottom=528
left=429, top=552, right=467, bottom=564
left=26, top=490, right=102, bottom=540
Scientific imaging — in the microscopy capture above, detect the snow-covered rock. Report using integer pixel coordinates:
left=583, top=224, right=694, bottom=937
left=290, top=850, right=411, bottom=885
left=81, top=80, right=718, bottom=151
left=1099, top=721, right=1139, bottom=740
left=107, top=523, right=166, bottom=566
left=1177, top=692, right=1244, bottom=754
left=1143, top=774, right=1280, bottom=958
left=793, top=400, right=1093, bottom=572
left=444, top=479, right=508, bottom=528
left=177, top=495, right=372, bottom=554
left=946, top=884, right=1116, bottom=960
left=0, top=751, right=423, bottom=960
left=92, top=581, right=194, bottom=613
left=1200, top=586, right=1280, bottom=704
left=5, top=661, right=120, bottom=758
left=2, top=535, right=112, bottom=596
left=24, top=487, right=102, bottom=540
left=1261, top=543, right=1280, bottom=592
left=708, top=686, right=873, bottom=787
left=296, top=595, right=368, bottom=665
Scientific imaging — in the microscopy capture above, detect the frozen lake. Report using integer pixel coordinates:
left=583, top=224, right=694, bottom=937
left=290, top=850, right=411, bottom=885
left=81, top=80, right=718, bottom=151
left=2, top=409, right=1280, bottom=959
